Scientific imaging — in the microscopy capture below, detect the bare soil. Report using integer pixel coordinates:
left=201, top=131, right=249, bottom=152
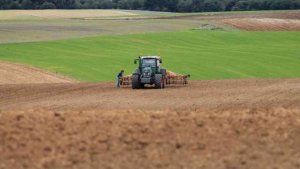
left=1, top=78, right=300, bottom=111
left=0, top=61, right=74, bottom=84
left=173, top=10, right=300, bottom=20
left=0, top=78, right=300, bottom=169
left=220, top=18, right=300, bottom=31
left=170, top=10, right=300, bottom=31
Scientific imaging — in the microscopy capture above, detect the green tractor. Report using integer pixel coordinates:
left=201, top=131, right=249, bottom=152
left=132, top=56, right=167, bottom=89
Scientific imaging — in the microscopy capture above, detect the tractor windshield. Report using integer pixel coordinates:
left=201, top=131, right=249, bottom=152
left=142, top=59, right=156, bottom=67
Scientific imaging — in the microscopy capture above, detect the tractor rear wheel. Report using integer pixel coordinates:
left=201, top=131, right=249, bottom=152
left=155, top=74, right=163, bottom=89
left=132, top=74, right=141, bottom=89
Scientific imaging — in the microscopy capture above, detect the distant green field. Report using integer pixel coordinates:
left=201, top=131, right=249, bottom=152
left=0, top=31, right=299, bottom=82
left=2, top=9, right=298, bottom=44
left=0, top=9, right=208, bottom=44
left=0, top=19, right=204, bottom=44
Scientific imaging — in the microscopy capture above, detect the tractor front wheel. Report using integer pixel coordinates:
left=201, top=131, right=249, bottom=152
left=132, top=74, right=141, bottom=89
left=155, top=74, right=163, bottom=89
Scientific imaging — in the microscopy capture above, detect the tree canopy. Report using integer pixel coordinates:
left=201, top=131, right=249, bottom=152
left=0, top=0, right=300, bottom=12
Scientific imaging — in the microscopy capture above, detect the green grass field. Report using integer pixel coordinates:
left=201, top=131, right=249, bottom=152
left=0, top=30, right=299, bottom=82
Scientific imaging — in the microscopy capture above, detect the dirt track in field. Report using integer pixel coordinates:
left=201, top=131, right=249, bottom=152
left=0, top=61, right=74, bottom=84
left=0, top=78, right=300, bottom=169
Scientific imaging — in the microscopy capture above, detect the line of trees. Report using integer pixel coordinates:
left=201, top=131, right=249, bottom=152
left=1, top=0, right=300, bottom=12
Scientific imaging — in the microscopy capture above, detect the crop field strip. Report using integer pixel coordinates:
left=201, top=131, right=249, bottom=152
left=0, top=10, right=140, bottom=20
left=0, top=9, right=202, bottom=44
left=0, top=31, right=299, bottom=82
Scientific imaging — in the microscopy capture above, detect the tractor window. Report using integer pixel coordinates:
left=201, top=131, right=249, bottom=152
left=142, top=59, right=156, bottom=67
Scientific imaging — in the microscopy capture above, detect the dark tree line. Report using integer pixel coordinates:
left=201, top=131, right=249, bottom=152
left=1, top=0, right=300, bottom=12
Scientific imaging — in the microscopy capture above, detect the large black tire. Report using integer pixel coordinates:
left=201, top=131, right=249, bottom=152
left=132, top=74, right=141, bottom=89
left=155, top=74, right=163, bottom=89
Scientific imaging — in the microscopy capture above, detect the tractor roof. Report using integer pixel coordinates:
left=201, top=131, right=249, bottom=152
left=140, top=56, right=161, bottom=59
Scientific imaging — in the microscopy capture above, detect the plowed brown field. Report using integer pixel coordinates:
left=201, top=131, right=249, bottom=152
left=221, top=18, right=300, bottom=31
left=0, top=62, right=74, bottom=84
left=173, top=10, right=300, bottom=31
left=1, top=78, right=300, bottom=169
left=1, top=79, right=300, bottom=111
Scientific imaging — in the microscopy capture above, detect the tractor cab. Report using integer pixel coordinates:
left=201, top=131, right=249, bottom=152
left=135, top=56, right=162, bottom=68
left=142, top=58, right=158, bottom=67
